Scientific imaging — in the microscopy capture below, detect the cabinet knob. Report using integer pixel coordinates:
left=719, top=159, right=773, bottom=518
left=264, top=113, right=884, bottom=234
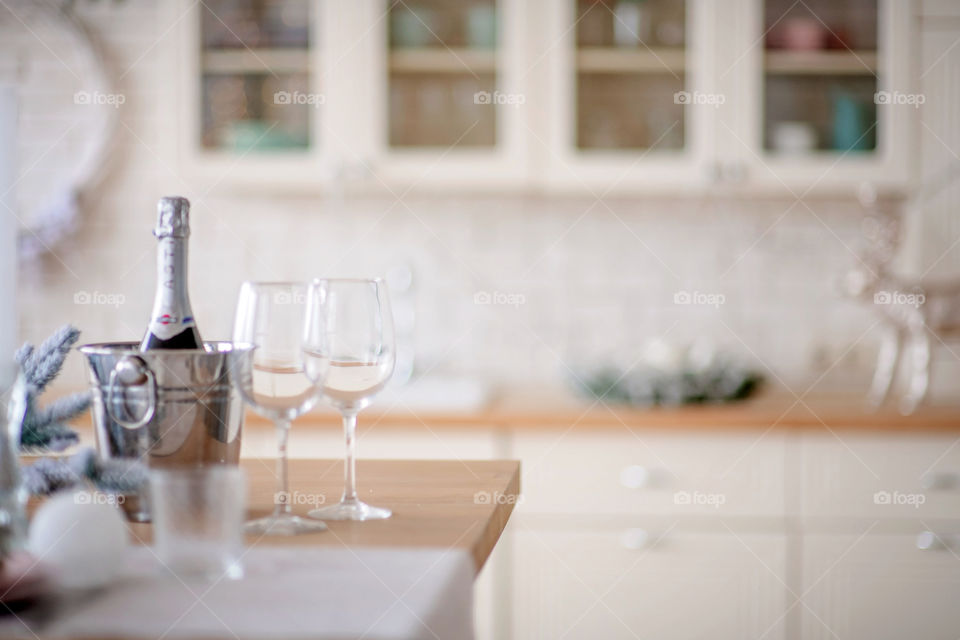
left=620, top=465, right=651, bottom=489
left=621, top=528, right=650, bottom=550
left=920, top=471, right=960, bottom=491
left=916, top=531, right=948, bottom=551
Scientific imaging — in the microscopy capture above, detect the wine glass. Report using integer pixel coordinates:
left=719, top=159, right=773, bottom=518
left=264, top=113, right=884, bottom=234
left=303, top=278, right=395, bottom=521
left=232, top=282, right=327, bottom=535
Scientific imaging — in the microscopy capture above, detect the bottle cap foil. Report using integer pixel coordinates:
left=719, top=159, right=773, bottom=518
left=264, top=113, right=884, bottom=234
left=155, top=196, right=190, bottom=238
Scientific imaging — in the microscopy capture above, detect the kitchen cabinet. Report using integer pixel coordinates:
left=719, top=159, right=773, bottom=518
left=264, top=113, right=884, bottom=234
left=716, top=0, right=914, bottom=192
left=164, top=0, right=332, bottom=189
left=168, top=0, right=920, bottom=194
left=800, top=432, right=960, bottom=519
left=237, top=401, right=960, bottom=639
left=535, top=0, right=709, bottom=192
left=546, top=0, right=915, bottom=193
left=510, top=518, right=789, bottom=639
left=801, top=532, right=960, bottom=640
left=166, top=0, right=529, bottom=191
left=511, top=429, right=787, bottom=516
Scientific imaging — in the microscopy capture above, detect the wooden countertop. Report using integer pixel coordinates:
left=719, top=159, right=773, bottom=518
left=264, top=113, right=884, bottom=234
left=57, top=385, right=960, bottom=432
left=127, top=459, right=520, bottom=572
left=241, top=391, right=960, bottom=431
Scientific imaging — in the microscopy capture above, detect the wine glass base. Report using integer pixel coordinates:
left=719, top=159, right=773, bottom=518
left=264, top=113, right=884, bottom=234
left=245, top=513, right=328, bottom=535
left=309, top=501, right=392, bottom=521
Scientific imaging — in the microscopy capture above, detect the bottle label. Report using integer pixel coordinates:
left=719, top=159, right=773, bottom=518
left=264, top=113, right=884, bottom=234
left=147, top=237, right=196, bottom=340
left=148, top=313, right=196, bottom=340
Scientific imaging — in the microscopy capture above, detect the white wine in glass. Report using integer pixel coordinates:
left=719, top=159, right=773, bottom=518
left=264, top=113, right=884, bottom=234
left=304, top=278, right=395, bottom=521
left=233, top=282, right=327, bottom=535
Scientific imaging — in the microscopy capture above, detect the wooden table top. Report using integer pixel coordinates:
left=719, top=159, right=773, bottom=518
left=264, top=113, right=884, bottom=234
left=128, top=459, right=521, bottom=573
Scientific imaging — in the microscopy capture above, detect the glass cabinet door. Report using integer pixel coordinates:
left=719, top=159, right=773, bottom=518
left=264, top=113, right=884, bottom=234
left=543, top=0, right=702, bottom=193
left=575, top=0, right=687, bottom=151
left=762, top=0, right=878, bottom=157
left=198, top=0, right=314, bottom=153
left=387, top=0, right=498, bottom=149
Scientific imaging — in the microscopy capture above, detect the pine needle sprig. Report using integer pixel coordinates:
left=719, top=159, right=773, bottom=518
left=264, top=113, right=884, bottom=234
left=21, top=447, right=149, bottom=496
left=13, top=325, right=90, bottom=452
left=15, top=325, right=81, bottom=393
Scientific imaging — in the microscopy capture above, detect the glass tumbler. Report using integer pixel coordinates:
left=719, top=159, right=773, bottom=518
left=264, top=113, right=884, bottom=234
left=149, top=467, right=247, bottom=581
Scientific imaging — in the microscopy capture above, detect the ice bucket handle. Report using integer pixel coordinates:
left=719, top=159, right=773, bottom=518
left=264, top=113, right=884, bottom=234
left=106, top=355, right=157, bottom=429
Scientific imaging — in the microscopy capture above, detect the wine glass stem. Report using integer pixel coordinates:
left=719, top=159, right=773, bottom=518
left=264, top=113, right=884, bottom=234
left=341, top=411, right=359, bottom=505
left=274, top=418, right=292, bottom=517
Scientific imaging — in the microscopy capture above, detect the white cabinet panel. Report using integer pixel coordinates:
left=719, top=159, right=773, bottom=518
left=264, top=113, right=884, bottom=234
left=921, top=0, right=960, bottom=18
left=511, top=430, right=787, bottom=516
left=802, top=531, right=960, bottom=640
left=511, top=521, right=789, bottom=640
left=906, top=23, right=960, bottom=277
left=801, top=432, right=960, bottom=519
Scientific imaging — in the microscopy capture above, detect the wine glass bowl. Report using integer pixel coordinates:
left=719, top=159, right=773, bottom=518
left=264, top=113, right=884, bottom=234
left=304, top=278, right=395, bottom=521
left=232, top=282, right=327, bottom=535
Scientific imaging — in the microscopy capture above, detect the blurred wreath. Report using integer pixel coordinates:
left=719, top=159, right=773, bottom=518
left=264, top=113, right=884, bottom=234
left=576, top=340, right=763, bottom=406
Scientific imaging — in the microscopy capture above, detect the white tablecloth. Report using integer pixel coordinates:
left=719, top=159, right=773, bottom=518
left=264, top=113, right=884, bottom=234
left=6, top=546, right=475, bottom=640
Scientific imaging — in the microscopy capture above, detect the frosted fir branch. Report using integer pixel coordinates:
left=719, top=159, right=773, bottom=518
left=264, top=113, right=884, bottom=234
left=93, top=457, right=149, bottom=494
left=66, top=447, right=97, bottom=479
left=22, top=448, right=149, bottom=496
left=13, top=325, right=88, bottom=452
left=19, top=423, right=80, bottom=453
left=21, top=457, right=83, bottom=496
left=65, top=447, right=148, bottom=494
left=13, top=344, right=33, bottom=371
left=15, top=325, right=82, bottom=393
left=29, top=393, right=91, bottom=428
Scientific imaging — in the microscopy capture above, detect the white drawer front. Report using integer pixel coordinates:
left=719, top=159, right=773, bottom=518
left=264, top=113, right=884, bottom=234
left=801, top=433, right=960, bottom=519
left=802, top=531, right=960, bottom=640
left=511, top=430, right=786, bottom=516
left=511, top=522, right=788, bottom=640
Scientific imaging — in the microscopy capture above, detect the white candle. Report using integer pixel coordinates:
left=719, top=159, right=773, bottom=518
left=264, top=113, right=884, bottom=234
left=0, top=86, right=17, bottom=380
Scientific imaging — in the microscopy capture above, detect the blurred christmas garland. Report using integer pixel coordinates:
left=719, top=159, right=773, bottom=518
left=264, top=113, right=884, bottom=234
left=576, top=350, right=763, bottom=406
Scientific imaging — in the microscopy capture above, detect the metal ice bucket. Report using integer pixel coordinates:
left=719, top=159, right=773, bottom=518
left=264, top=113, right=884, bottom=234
left=79, top=342, right=250, bottom=521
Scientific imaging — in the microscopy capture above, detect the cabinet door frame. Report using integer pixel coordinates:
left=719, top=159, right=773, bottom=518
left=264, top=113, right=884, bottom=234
left=722, top=0, right=916, bottom=194
left=539, top=0, right=713, bottom=195
left=363, top=0, right=532, bottom=193
left=164, top=0, right=337, bottom=193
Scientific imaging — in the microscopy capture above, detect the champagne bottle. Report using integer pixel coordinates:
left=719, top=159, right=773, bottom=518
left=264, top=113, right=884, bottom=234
left=140, top=196, right=203, bottom=350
